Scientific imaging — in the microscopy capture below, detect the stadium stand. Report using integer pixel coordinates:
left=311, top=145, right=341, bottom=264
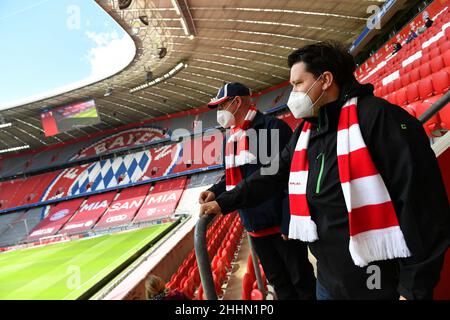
left=357, top=8, right=450, bottom=137
left=60, top=191, right=117, bottom=235
left=0, top=0, right=449, bottom=302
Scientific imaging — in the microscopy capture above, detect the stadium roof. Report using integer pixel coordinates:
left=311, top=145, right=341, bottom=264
left=1, top=0, right=396, bottom=150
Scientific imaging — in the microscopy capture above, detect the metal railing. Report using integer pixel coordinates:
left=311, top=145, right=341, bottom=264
left=418, top=90, right=450, bottom=125
left=194, top=214, right=266, bottom=300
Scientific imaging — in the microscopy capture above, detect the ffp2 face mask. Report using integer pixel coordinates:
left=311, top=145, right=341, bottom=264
left=287, top=75, right=325, bottom=119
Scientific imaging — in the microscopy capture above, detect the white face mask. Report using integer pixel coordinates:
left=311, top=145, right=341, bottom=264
left=217, top=98, right=238, bottom=128
left=287, top=75, right=325, bottom=119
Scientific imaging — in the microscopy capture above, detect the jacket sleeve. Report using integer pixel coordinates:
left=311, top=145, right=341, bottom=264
left=216, top=121, right=301, bottom=214
left=208, top=173, right=226, bottom=197
left=359, top=97, right=450, bottom=300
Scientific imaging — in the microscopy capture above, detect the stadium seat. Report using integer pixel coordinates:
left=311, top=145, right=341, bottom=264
left=439, top=102, right=450, bottom=130
left=406, top=82, right=420, bottom=103
left=409, top=68, right=421, bottom=83
left=440, top=41, right=450, bottom=53
left=417, top=96, right=444, bottom=136
left=412, top=58, right=421, bottom=70
left=405, top=63, right=414, bottom=73
left=387, top=81, right=395, bottom=93
left=444, top=50, right=450, bottom=68
left=242, top=273, right=253, bottom=300
left=395, top=88, right=408, bottom=106
left=430, top=56, right=445, bottom=73
left=386, top=92, right=397, bottom=105
left=393, top=77, right=402, bottom=91
left=429, top=47, right=441, bottom=59
left=400, top=74, right=411, bottom=87
left=431, top=70, right=450, bottom=95
left=419, top=62, right=432, bottom=78
left=250, top=289, right=264, bottom=300
left=418, top=76, right=435, bottom=100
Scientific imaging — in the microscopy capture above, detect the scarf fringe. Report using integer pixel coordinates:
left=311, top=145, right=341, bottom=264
left=349, top=226, right=412, bottom=267
left=288, top=215, right=319, bottom=242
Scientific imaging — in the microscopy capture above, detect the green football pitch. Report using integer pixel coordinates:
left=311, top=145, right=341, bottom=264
left=0, top=224, right=171, bottom=300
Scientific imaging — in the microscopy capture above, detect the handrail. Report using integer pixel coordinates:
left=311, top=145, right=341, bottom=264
left=418, top=90, right=450, bottom=125
left=247, top=234, right=266, bottom=298
left=194, top=214, right=218, bottom=300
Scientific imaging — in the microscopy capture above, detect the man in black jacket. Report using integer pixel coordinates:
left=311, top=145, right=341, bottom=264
left=200, top=42, right=450, bottom=300
left=199, top=82, right=316, bottom=300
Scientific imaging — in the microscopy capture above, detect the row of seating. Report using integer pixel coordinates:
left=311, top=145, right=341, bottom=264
left=166, top=212, right=244, bottom=299
left=242, top=254, right=267, bottom=300
left=360, top=11, right=450, bottom=137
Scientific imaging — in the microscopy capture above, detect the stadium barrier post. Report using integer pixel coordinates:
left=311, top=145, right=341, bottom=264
left=194, top=214, right=218, bottom=300
left=247, top=234, right=267, bottom=299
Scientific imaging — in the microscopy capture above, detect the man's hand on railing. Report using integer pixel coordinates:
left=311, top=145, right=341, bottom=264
left=199, top=201, right=222, bottom=217
left=199, top=191, right=215, bottom=204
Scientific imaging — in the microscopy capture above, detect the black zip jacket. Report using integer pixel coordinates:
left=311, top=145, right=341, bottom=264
left=216, top=81, right=450, bottom=300
left=208, top=111, right=293, bottom=234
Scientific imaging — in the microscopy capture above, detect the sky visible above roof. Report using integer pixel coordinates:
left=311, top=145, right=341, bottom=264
left=0, top=0, right=136, bottom=111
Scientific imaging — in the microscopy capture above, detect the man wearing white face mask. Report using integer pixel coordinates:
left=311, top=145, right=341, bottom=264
left=200, top=42, right=450, bottom=300
left=199, top=82, right=316, bottom=300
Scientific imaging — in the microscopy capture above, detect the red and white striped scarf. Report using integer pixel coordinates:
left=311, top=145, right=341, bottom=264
left=225, top=106, right=258, bottom=191
left=288, top=97, right=411, bottom=267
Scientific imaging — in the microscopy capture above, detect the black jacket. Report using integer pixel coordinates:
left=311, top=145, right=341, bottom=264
left=216, top=81, right=450, bottom=299
left=209, top=111, right=293, bottom=234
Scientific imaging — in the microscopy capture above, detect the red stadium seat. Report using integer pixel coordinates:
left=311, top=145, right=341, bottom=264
left=387, top=80, right=395, bottom=93
left=386, top=92, right=397, bottom=105
left=400, top=74, right=411, bottom=87
left=429, top=47, right=441, bottom=59
left=430, top=56, right=445, bottom=73
left=406, top=82, right=420, bottom=103
left=404, top=63, right=414, bottom=73
left=417, top=96, right=444, bottom=137
left=405, top=102, right=419, bottom=117
left=439, top=102, right=450, bottom=130
left=409, top=68, right=421, bottom=83
left=419, top=62, right=432, bottom=78
left=242, top=273, right=253, bottom=300
left=440, top=41, right=450, bottom=53
left=431, top=70, right=450, bottom=95
left=393, top=77, right=402, bottom=91
left=250, top=289, right=264, bottom=300
left=444, top=50, right=450, bottom=68
left=418, top=76, right=435, bottom=100
left=395, top=87, right=408, bottom=106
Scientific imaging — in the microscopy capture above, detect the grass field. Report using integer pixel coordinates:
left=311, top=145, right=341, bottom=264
left=71, top=107, right=99, bottom=119
left=0, top=224, right=171, bottom=300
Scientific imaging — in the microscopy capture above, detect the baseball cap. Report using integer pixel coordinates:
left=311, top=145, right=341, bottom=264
left=208, top=82, right=251, bottom=109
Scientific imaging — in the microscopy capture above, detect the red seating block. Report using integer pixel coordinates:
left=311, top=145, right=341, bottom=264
left=419, top=62, right=432, bottom=78
left=439, top=101, right=450, bottom=130
left=406, top=82, right=420, bottom=103
left=429, top=47, right=441, bottom=59
left=400, top=74, right=411, bottom=87
left=430, top=56, right=445, bottom=73
left=250, top=289, right=264, bottom=300
left=417, top=96, right=444, bottom=137
left=431, top=70, right=450, bottom=95
left=418, top=76, right=435, bottom=100
left=242, top=273, right=253, bottom=300
left=444, top=50, right=450, bottom=68
left=409, top=68, right=421, bottom=82
left=395, top=87, right=408, bottom=106
left=393, top=77, right=402, bottom=91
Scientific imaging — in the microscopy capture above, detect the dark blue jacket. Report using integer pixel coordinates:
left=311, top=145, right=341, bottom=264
left=208, top=111, right=293, bottom=234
